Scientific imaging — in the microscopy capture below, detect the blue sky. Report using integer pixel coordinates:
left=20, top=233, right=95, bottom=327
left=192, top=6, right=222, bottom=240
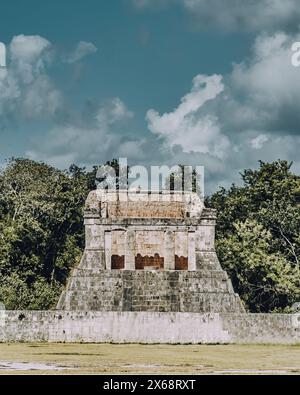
left=0, top=0, right=300, bottom=193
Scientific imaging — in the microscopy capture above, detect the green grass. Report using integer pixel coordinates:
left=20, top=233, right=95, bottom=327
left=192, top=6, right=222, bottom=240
left=0, top=343, right=299, bottom=374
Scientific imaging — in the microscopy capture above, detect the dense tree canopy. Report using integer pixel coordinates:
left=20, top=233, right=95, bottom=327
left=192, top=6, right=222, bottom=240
left=0, top=158, right=299, bottom=312
left=207, top=160, right=300, bottom=312
left=0, top=159, right=94, bottom=309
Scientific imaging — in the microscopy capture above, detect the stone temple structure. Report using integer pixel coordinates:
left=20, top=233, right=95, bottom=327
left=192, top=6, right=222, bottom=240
left=0, top=189, right=299, bottom=344
left=57, top=189, right=244, bottom=313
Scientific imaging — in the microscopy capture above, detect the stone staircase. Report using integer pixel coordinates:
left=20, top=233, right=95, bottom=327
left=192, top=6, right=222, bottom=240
left=57, top=250, right=244, bottom=313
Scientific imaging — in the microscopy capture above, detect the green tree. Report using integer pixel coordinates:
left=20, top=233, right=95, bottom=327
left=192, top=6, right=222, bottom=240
left=0, top=158, right=93, bottom=309
left=207, top=160, right=300, bottom=312
left=217, top=219, right=300, bottom=312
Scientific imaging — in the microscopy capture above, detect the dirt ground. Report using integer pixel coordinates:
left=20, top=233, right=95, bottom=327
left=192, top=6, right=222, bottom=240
left=0, top=343, right=299, bottom=375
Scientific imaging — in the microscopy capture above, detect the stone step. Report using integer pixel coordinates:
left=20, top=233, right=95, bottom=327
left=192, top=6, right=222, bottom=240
left=61, top=290, right=244, bottom=313
left=71, top=268, right=229, bottom=278
left=67, top=276, right=231, bottom=293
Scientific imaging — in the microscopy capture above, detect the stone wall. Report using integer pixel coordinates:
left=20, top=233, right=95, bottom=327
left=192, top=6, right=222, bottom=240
left=0, top=311, right=299, bottom=344
left=221, top=313, right=300, bottom=344
left=110, top=230, right=189, bottom=269
left=107, top=201, right=186, bottom=219
left=85, top=190, right=205, bottom=219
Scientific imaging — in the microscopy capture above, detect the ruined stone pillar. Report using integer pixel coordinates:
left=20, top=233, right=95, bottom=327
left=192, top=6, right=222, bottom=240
left=195, top=208, right=222, bottom=271
left=104, top=231, right=112, bottom=270
left=81, top=214, right=106, bottom=269
left=125, top=229, right=135, bottom=270
left=164, top=230, right=175, bottom=270
left=196, top=209, right=216, bottom=251
left=84, top=216, right=103, bottom=250
left=188, top=231, right=196, bottom=270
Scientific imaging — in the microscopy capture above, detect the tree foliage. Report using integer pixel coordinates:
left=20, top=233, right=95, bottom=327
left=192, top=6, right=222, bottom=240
left=0, top=158, right=94, bottom=309
left=207, top=160, right=300, bottom=312
left=0, top=158, right=299, bottom=312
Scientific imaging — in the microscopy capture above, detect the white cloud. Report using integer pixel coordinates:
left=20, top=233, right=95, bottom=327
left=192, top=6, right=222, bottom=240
left=184, top=0, right=300, bottom=32
left=65, top=41, right=97, bottom=63
left=143, top=30, right=300, bottom=192
left=250, top=134, right=269, bottom=149
left=22, top=75, right=62, bottom=118
left=232, top=32, right=292, bottom=98
left=228, top=31, right=300, bottom=133
left=130, top=1, right=300, bottom=191
left=27, top=98, right=135, bottom=167
left=9, top=35, right=52, bottom=83
left=133, top=0, right=300, bottom=32
left=0, top=36, right=98, bottom=124
left=0, top=35, right=62, bottom=121
left=2, top=30, right=299, bottom=194
left=96, top=97, right=134, bottom=126
left=146, top=74, right=229, bottom=158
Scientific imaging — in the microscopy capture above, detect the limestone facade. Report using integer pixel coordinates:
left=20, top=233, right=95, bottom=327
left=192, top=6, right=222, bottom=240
left=57, top=189, right=244, bottom=313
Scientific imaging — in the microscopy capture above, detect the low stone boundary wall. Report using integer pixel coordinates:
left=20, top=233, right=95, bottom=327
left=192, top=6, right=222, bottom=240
left=0, top=311, right=299, bottom=344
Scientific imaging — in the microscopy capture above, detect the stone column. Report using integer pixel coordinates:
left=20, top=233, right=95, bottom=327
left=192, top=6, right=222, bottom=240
left=84, top=216, right=103, bottom=250
left=188, top=231, right=196, bottom=271
left=82, top=214, right=106, bottom=269
left=125, top=229, right=135, bottom=270
left=164, top=230, right=175, bottom=270
left=104, top=232, right=112, bottom=270
left=197, top=222, right=215, bottom=251
left=196, top=209, right=217, bottom=252
left=195, top=208, right=222, bottom=271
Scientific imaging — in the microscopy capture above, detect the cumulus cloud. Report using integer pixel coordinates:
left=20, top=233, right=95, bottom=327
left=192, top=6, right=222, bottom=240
left=0, top=34, right=62, bottom=122
left=27, top=98, right=136, bottom=167
left=65, top=41, right=97, bottom=63
left=146, top=74, right=229, bottom=158
left=96, top=97, right=133, bottom=126
left=28, top=30, right=300, bottom=192
left=9, top=35, right=52, bottom=83
left=0, top=35, right=100, bottom=127
left=130, top=1, right=300, bottom=189
left=2, top=30, right=300, bottom=194
left=227, top=31, right=300, bottom=134
left=132, top=0, right=300, bottom=32
left=22, top=76, right=63, bottom=119
left=143, top=30, right=300, bottom=192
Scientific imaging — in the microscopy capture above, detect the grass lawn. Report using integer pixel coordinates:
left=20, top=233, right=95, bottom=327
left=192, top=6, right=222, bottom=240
left=0, top=343, right=299, bottom=375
